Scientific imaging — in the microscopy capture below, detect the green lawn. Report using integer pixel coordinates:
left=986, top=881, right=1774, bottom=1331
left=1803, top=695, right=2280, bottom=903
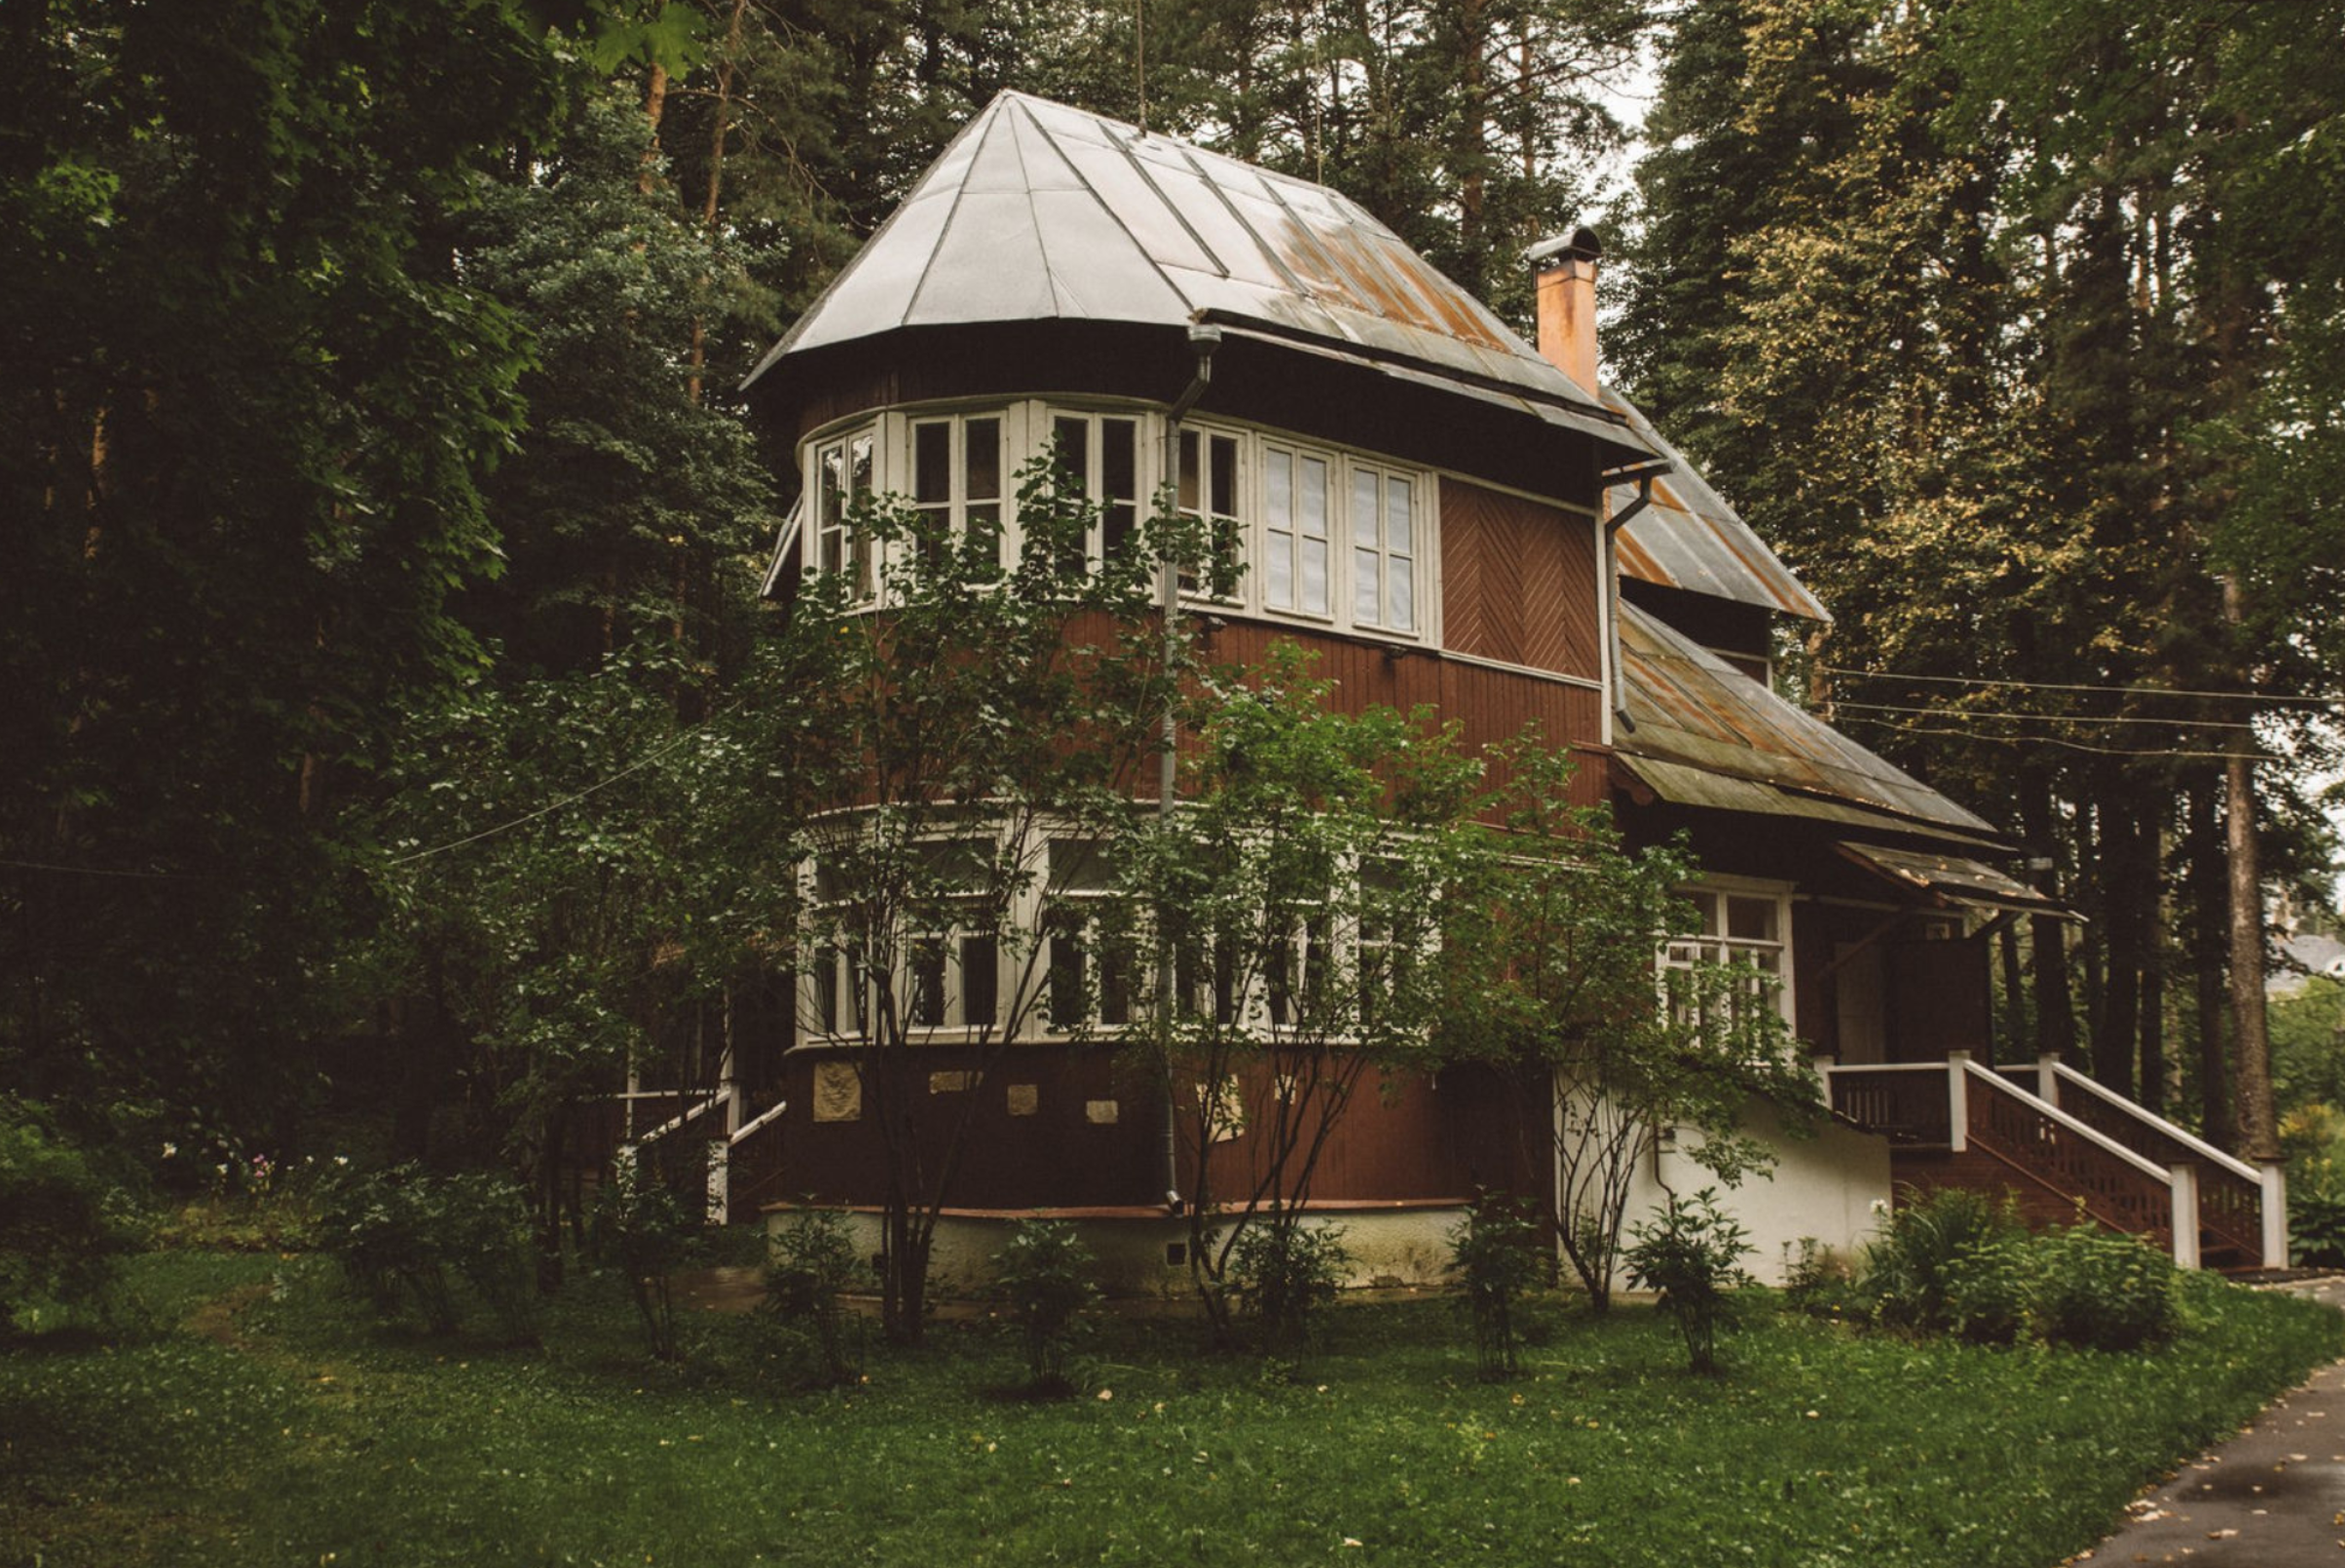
left=3, top=1251, right=2337, bottom=1567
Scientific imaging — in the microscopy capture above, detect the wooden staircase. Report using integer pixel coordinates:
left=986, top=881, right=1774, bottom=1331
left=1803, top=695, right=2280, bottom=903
left=1821, top=1053, right=2286, bottom=1271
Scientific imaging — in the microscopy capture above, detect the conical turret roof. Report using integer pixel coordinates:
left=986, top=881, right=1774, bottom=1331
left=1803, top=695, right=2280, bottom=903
left=744, top=93, right=1625, bottom=441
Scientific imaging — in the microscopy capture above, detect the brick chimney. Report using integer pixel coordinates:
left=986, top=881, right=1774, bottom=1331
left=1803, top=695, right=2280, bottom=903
left=1527, top=226, right=1602, bottom=396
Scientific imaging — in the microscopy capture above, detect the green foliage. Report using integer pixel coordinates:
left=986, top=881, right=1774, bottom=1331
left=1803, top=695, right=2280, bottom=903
left=757, top=1204, right=863, bottom=1388
left=587, top=1157, right=694, bottom=1361
left=1624, top=1188, right=1754, bottom=1375
left=1862, top=1187, right=2028, bottom=1342
left=0, top=1100, right=143, bottom=1333
left=7, top=1246, right=2343, bottom=1566
left=313, top=1164, right=539, bottom=1342
left=991, top=1218, right=1099, bottom=1394
left=1442, top=735, right=1819, bottom=1310
left=1229, top=1219, right=1351, bottom=1350
left=1448, top=1194, right=1545, bottom=1380
left=2029, top=1224, right=2180, bottom=1354
left=1862, top=1188, right=2179, bottom=1352
left=431, top=1172, right=544, bottom=1348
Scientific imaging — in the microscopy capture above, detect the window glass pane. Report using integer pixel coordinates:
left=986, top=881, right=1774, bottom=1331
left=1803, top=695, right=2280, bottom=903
left=1052, top=417, right=1088, bottom=484
left=1177, top=429, right=1201, bottom=512
left=1298, top=457, right=1328, bottom=612
left=1265, top=449, right=1294, bottom=607
left=912, top=938, right=947, bottom=1026
left=1353, top=469, right=1380, bottom=547
left=848, top=432, right=873, bottom=492
left=1727, top=896, right=1777, bottom=943
left=961, top=934, right=997, bottom=1028
left=913, top=422, right=950, bottom=504
left=1386, top=553, right=1413, bottom=630
left=1103, top=420, right=1136, bottom=501
left=1210, top=436, right=1237, bottom=517
left=1386, top=477, right=1413, bottom=557
left=1356, top=545, right=1380, bottom=622
left=964, top=418, right=1000, bottom=501
left=819, top=443, right=845, bottom=527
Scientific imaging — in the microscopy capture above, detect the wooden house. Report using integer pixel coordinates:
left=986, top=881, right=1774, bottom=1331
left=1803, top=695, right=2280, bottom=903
left=678, top=91, right=2282, bottom=1289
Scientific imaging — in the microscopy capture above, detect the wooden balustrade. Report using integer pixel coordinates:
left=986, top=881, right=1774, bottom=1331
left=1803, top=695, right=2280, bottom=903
left=1827, top=1067, right=1951, bottom=1146
left=2038, top=1069, right=2267, bottom=1266
left=1964, top=1071, right=2171, bottom=1247
left=2196, top=1165, right=2265, bottom=1263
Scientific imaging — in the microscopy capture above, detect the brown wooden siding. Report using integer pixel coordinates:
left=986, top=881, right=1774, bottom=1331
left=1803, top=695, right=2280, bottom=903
left=1439, top=480, right=1601, bottom=680
left=1206, top=621, right=1607, bottom=806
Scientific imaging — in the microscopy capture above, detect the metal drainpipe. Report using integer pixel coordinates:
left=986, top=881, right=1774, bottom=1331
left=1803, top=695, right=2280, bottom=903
left=1600, top=462, right=1668, bottom=734
left=1158, top=319, right=1221, bottom=1213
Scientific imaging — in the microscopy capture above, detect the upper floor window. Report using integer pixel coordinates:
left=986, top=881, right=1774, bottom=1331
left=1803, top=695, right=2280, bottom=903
left=1051, top=412, right=1141, bottom=570
left=1662, top=883, right=1794, bottom=1035
left=911, top=415, right=1005, bottom=572
left=1177, top=428, right=1242, bottom=598
left=1263, top=443, right=1332, bottom=616
left=815, top=427, right=875, bottom=600
left=1351, top=466, right=1416, bottom=633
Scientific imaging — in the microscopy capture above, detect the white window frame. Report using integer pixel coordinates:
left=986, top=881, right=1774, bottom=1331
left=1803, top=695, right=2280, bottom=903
left=1349, top=462, right=1419, bottom=633
left=906, top=411, right=1009, bottom=577
left=811, top=424, right=876, bottom=602
left=1663, top=878, right=1796, bottom=1031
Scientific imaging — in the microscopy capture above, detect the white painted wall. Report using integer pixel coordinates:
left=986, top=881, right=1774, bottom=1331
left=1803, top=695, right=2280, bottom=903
left=1622, top=1097, right=1892, bottom=1287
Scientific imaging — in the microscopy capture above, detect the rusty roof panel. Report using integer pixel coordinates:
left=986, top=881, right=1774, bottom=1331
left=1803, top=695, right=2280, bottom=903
left=745, top=93, right=1636, bottom=449
left=1618, top=602, right=1996, bottom=839
left=1600, top=389, right=1829, bottom=623
left=1835, top=842, right=2072, bottom=915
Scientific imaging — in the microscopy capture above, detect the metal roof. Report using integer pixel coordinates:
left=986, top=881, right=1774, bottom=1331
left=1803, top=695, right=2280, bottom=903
left=1617, top=601, right=1997, bottom=840
left=1835, top=842, right=2071, bottom=916
left=741, top=93, right=1635, bottom=448
left=1602, top=389, right=1829, bottom=622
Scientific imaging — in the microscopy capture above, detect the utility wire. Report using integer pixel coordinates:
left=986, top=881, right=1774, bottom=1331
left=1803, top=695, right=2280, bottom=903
left=1828, top=699, right=2265, bottom=730
left=1838, top=712, right=2276, bottom=762
left=0, top=856, right=206, bottom=881
left=1816, top=664, right=2340, bottom=709
left=385, top=708, right=733, bottom=868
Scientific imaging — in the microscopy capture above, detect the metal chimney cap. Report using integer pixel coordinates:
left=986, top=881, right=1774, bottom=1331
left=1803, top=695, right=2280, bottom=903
left=1525, top=225, right=1603, bottom=268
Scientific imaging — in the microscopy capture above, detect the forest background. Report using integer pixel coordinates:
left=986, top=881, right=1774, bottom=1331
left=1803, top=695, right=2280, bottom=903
left=4, top=0, right=2341, bottom=1209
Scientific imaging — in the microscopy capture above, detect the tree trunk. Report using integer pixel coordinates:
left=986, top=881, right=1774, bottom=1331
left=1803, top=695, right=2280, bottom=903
left=2188, top=774, right=2231, bottom=1146
left=2019, top=763, right=2077, bottom=1059
left=2223, top=581, right=2277, bottom=1159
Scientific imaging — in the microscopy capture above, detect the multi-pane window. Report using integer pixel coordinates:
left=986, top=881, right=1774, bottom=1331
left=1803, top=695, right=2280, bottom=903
left=1045, top=840, right=1133, bottom=1029
left=1264, top=444, right=1331, bottom=616
left=1351, top=467, right=1416, bottom=632
left=814, top=428, right=875, bottom=599
left=1051, top=413, right=1141, bottom=570
left=910, top=415, right=1005, bottom=573
left=1177, top=428, right=1242, bottom=598
left=1662, top=886, right=1793, bottom=1036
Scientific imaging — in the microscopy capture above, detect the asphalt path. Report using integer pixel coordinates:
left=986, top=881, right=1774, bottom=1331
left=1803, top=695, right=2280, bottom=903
left=2082, top=1276, right=2345, bottom=1565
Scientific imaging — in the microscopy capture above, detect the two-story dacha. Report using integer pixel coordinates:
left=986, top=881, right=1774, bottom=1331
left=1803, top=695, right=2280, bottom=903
left=685, top=90, right=2281, bottom=1291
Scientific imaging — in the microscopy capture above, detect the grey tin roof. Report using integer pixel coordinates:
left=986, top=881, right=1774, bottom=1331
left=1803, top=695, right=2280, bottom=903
left=742, top=93, right=1634, bottom=448
left=1617, top=600, right=1998, bottom=841
left=1602, top=388, right=1830, bottom=623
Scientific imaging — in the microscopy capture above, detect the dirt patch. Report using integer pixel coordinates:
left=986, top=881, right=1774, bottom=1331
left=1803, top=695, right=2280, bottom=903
left=182, top=1282, right=273, bottom=1348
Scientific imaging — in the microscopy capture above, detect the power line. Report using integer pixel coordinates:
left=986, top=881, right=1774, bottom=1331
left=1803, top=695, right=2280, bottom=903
left=384, top=709, right=733, bottom=868
left=1838, top=712, right=2276, bottom=763
left=0, top=855, right=205, bottom=881
left=1816, top=664, right=2341, bottom=709
left=1828, top=699, right=2265, bottom=730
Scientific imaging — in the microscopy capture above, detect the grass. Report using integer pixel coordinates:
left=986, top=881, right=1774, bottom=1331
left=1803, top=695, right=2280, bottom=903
left=2, top=1251, right=2339, bottom=1567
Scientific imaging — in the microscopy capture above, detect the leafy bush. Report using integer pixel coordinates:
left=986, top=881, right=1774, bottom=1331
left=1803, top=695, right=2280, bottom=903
left=1862, top=1186, right=2025, bottom=1337
left=316, top=1164, right=462, bottom=1332
left=758, top=1204, right=863, bottom=1387
left=1449, top=1194, right=1544, bottom=1379
left=0, top=1100, right=142, bottom=1333
left=1781, top=1237, right=1865, bottom=1325
left=589, top=1156, right=694, bottom=1361
left=435, top=1172, right=542, bottom=1346
left=992, top=1217, right=1098, bottom=1395
left=1230, top=1219, right=1350, bottom=1349
left=1623, top=1187, right=1752, bottom=1374
left=2029, top=1222, right=2178, bottom=1351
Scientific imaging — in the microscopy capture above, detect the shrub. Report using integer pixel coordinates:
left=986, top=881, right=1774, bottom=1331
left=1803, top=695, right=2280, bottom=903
left=1448, top=1194, right=1544, bottom=1379
left=758, top=1204, right=863, bottom=1387
left=316, top=1165, right=462, bottom=1333
left=1862, top=1186, right=2025, bottom=1337
left=1781, top=1237, right=1865, bottom=1325
left=992, top=1217, right=1098, bottom=1395
left=435, top=1172, right=542, bottom=1346
left=1624, top=1187, right=1752, bottom=1375
left=2030, top=1222, right=2178, bottom=1351
left=589, top=1156, right=694, bottom=1361
left=0, top=1100, right=142, bottom=1333
left=1230, top=1218, right=1350, bottom=1349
